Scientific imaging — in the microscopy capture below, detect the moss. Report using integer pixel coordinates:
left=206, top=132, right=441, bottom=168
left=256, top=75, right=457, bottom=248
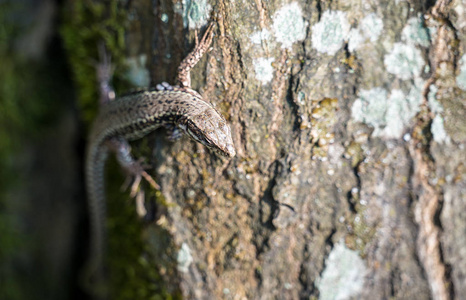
left=60, top=0, right=129, bottom=126
left=106, top=159, right=181, bottom=300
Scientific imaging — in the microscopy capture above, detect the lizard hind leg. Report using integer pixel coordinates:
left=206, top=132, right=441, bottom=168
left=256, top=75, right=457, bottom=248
left=106, top=138, right=160, bottom=217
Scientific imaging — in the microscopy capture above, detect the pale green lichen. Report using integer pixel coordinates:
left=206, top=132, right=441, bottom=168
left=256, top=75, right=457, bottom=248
left=177, top=242, right=193, bottom=273
left=124, top=55, right=150, bottom=87
left=351, top=87, right=388, bottom=134
left=348, top=28, right=364, bottom=52
left=384, top=43, right=424, bottom=80
left=316, top=242, right=367, bottom=300
left=180, top=0, right=211, bottom=29
left=428, top=85, right=450, bottom=143
left=431, top=115, right=450, bottom=143
left=250, top=28, right=271, bottom=45
left=385, top=89, right=410, bottom=138
left=406, top=79, right=424, bottom=112
left=272, top=2, right=307, bottom=49
left=253, top=57, right=275, bottom=85
left=428, top=85, right=442, bottom=114
left=312, top=10, right=350, bottom=55
left=456, top=54, right=466, bottom=91
left=402, top=17, right=430, bottom=47
left=352, top=83, right=423, bottom=139
left=360, top=13, right=384, bottom=42
left=161, top=13, right=169, bottom=23
left=348, top=13, right=383, bottom=52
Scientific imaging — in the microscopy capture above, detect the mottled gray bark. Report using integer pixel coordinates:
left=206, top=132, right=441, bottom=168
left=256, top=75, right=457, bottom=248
left=105, top=0, right=466, bottom=299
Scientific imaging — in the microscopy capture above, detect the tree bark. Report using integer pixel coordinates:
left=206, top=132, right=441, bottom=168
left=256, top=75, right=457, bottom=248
left=65, top=0, right=466, bottom=299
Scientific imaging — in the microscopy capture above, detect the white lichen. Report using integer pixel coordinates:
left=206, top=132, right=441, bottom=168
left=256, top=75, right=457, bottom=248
left=359, top=13, right=384, bottom=42
left=351, top=87, right=388, bottom=136
left=348, top=13, right=383, bottom=52
left=402, top=17, right=430, bottom=47
left=317, top=242, right=367, bottom=300
left=352, top=83, right=424, bottom=139
left=273, top=2, right=307, bottom=49
left=177, top=242, right=193, bottom=273
left=180, top=0, right=211, bottom=29
left=385, top=89, right=410, bottom=138
left=250, top=28, right=271, bottom=45
left=311, top=10, right=350, bottom=55
left=348, top=28, right=364, bottom=52
left=428, top=85, right=450, bottom=143
left=431, top=115, right=450, bottom=143
left=124, top=55, right=150, bottom=87
left=253, top=57, right=275, bottom=84
left=384, top=43, right=424, bottom=80
left=457, top=54, right=466, bottom=91
left=428, top=85, right=442, bottom=114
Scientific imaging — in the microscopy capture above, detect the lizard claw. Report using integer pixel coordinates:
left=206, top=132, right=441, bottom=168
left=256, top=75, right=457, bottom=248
left=120, top=160, right=160, bottom=196
left=110, top=140, right=160, bottom=218
left=134, top=188, right=147, bottom=217
left=200, top=22, right=215, bottom=50
left=120, top=163, right=159, bottom=218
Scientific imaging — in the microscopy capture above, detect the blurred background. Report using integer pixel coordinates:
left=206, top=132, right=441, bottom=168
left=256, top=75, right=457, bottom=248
left=0, top=0, right=85, bottom=299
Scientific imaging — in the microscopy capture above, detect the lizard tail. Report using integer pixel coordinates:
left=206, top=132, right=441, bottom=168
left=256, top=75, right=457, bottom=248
left=82, top=143, right=109, bottom=298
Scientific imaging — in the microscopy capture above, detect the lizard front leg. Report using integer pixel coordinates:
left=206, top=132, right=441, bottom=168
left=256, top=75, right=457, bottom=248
left=177, top=22, right=215, bottom=88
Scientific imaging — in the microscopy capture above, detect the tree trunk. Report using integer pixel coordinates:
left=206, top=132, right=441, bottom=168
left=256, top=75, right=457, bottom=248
left=63, top=0, right=466, bottom=299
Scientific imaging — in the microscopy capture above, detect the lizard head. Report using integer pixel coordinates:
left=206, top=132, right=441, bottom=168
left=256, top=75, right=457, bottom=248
left=181, top=107, right=236, bottom=158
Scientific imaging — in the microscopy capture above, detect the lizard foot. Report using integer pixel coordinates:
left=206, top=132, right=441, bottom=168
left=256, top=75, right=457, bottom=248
left=120, top=159, right=160, bottom=217
left=107, top=138, right=160, bottom=217
left=96, top=42, right=116, bottom=104
left=156, top=81, right=174, bottom=91
left=120, top=158, right=160, bottom=194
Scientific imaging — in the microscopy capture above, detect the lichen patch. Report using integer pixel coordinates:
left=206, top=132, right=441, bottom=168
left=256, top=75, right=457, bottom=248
left=311, top=10, right=350, bottom=55
left=351, top=84, right=424, bottom=139
left=317, top=242, right=367, bottom=300
left=253, top=57, right=275, bottom=84
left=272, top=2, right=307, bottom=49
left=124, top=55, right=150, bottom=87
left=178, top=0, right=211, bottom=29
left=384, top=43, right=424, bottom=80
left=456, top=54, right=466, bottom=91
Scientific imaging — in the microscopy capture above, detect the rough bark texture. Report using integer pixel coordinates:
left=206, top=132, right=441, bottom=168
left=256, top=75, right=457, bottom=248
left=109, top=0, right=466, bottom=299
left=5, top=0, right=465, bottom=299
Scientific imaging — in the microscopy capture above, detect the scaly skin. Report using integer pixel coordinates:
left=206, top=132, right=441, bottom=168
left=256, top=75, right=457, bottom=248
left=84, top=23, right=235, bottom=296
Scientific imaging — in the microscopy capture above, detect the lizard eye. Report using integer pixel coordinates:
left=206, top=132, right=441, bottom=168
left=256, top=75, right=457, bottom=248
left=187, top=128, right=201, bottom=142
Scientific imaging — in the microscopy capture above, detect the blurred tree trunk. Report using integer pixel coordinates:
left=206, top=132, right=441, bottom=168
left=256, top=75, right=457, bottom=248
left=65, top=0, right=466, bottom=299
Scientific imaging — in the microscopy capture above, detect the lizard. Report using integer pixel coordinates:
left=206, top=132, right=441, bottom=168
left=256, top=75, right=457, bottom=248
left=84, top=23, right=235, bottom=295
